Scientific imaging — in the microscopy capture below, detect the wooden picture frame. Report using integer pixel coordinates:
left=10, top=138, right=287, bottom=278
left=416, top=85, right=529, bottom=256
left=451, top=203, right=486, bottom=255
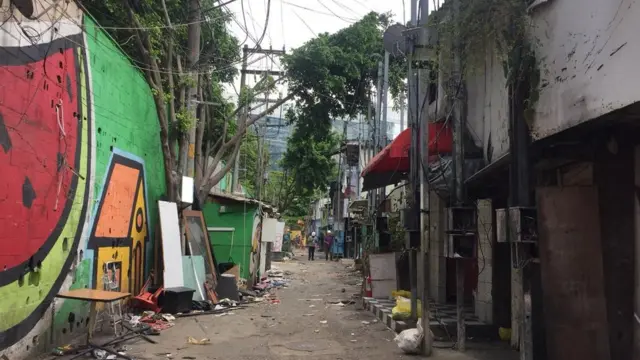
left=182, top=210, right=218, bottom=282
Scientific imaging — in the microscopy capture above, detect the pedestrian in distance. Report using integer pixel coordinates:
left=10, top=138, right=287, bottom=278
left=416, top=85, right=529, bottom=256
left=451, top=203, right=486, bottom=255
left=324, top=230, right=334, bottom=261
left=308, top=232, right=318, bottom=261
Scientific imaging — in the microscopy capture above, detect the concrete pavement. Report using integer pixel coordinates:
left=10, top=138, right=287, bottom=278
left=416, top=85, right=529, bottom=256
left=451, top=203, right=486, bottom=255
left=120, top=251, right=517, bottom=360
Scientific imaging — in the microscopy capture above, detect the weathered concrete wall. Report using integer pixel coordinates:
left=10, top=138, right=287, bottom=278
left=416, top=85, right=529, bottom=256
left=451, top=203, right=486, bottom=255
left=455, top=0, right=640, bottom=169
left=531, top=0, right=640, bottom=139
left=465, top=48, right=510, bottom=165
left=0, top=2, right=166, bottom=358
left=475, top=199, right=493, bottom=323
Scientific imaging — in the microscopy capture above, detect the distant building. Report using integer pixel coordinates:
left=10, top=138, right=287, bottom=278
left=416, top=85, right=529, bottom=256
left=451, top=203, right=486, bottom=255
left=251, top=115, right=396, bottom=171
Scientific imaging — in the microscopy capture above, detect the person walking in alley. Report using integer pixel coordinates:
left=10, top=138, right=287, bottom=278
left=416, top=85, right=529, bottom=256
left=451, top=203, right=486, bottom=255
left=308, top=232, right=318, bottom=261
left=324, top=230, right=334, bottom=261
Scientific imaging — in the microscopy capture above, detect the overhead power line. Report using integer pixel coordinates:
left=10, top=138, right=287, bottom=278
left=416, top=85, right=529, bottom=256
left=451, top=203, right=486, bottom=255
left=281, top=1, right=356, bottom=22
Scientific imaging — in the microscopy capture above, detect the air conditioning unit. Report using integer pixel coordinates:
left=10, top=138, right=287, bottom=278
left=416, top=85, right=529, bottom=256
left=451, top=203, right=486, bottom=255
left=446, top=206, right=477, bottom=235
left=495, top=207, right=538, bottom=243
left=401, top=208, right=418, bottom=232
left=509, top=207, right=538, bottom=243
left=447, top=233, right=477, bottom=259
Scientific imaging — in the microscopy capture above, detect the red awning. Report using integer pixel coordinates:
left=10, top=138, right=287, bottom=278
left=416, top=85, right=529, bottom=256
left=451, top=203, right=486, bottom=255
left=360, top=123, right=453, bottom=191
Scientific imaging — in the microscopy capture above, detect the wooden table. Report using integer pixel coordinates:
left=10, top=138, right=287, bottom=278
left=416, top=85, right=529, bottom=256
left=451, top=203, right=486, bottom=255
left=56, top=289, right=131, bottom=359
left=56, top=289, right=131, bottom=302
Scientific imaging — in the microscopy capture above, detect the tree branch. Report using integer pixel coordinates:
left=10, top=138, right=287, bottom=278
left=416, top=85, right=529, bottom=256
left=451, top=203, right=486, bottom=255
left=198, top=92, right=295, bottom=199
left=220, top=93, right=294, bottom=153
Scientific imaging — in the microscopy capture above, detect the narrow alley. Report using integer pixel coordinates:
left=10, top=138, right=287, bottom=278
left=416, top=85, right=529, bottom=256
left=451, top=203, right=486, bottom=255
left=117, top=252, right=516, bottom=360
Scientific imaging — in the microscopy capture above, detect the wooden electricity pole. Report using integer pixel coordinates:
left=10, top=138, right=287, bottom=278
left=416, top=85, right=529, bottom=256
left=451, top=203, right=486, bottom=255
left=230, top=47, right=285, bottom=193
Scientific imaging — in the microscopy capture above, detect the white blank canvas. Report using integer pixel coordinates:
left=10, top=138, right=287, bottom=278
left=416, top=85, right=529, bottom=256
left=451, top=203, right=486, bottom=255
left=181, top=176, right=194, bottom=204
left=159, top=201, right=184, bottom=288
left=261, top=218, right=277, bottom=243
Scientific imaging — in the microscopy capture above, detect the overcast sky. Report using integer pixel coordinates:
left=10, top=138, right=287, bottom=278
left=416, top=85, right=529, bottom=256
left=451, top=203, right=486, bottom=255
left=221, top=0, right=441, bottom=137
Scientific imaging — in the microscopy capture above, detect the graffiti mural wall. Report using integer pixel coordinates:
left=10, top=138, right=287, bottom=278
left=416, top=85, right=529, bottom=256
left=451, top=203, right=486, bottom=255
left=0, top=1, right=165, bottom=357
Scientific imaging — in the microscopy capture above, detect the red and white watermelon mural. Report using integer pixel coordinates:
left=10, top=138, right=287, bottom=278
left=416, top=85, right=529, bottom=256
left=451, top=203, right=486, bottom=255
left=0, top=1, right=158, bottom=355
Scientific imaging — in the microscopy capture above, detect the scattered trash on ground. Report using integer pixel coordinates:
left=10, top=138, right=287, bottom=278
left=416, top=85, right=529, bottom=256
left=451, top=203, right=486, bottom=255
left=394, top=319, right=431, bottom=354
left=392, top=296, right=422, bottom=320
left=361, top=321, right=370, bottom=325
left=187, top=337, right=211, bottom=345
left=327, top=299, right=356, bottom=306
left=214, top=312, right=235, bottom=317
left=51, top=344, right=76, bottom=356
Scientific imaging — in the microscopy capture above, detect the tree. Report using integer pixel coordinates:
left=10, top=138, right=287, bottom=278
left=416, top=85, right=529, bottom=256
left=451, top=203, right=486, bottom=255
left=276, top=12, right=406, bottom=212
left=238, top=128, right=270, bottom=197
left=282, top=12, right=406, bottom=127
left=82, top=0, right=289, bottom=201
left=82, top=5, right=404, bottom=204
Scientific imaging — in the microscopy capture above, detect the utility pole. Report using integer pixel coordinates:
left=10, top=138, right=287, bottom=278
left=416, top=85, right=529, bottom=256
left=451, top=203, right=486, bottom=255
left=416, top=0, right=432, bottom=355
left=256, top=93, right=270, bottom=201
left=382, top=51, right=390, bottom=146
left=452, top=0, right=466, bottom=351
left=406, top=0, right=420, bottom=325
left=230, top=46, right=286, bottom=194
left=231, top=45, right=249, bottom=193
left=366, top=92, right=375, bottom=243
left=335, top=121, right=347, bottom=246
left=375, top=61, right=384, bottom=151
left=373, top=60, right=383, bottom=237
left=184, top=0, right=202, bottom=179
left=399, top=91, right=406, bottom=131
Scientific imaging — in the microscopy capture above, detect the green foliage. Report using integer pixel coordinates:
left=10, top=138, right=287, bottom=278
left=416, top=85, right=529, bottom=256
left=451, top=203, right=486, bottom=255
left=82, top=0, right=241, bottom=83
left=282, top=12, right=406, bottom=126
left=429, top=0, right=541, bottom=122
left=175, top=107, right=195, bottom=134
left=281, top=121, right=340, bottom=197
left=273, top=12, right=407, bottom=216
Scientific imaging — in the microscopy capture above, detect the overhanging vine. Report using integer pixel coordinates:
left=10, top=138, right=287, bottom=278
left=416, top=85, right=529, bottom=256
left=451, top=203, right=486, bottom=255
left=428, top=0, right=541, bottom=125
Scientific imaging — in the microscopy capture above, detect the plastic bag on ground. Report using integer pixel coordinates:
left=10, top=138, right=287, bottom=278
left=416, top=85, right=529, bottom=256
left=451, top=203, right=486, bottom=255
left=391, top=296, right=422, bottom=320
left=394, top=318, right=424, bottom=354
left=391, top=290, right=411, bottom=298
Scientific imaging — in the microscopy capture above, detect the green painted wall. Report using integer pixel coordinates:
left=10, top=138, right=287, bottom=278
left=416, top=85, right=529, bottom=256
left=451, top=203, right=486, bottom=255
left=202, top=201, right=258, bottom=280
left=85, top=17, right=166, bottom=225
left=53, top=17, right=167, bottom=329
left=0, top=9, right=168, bottom=357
